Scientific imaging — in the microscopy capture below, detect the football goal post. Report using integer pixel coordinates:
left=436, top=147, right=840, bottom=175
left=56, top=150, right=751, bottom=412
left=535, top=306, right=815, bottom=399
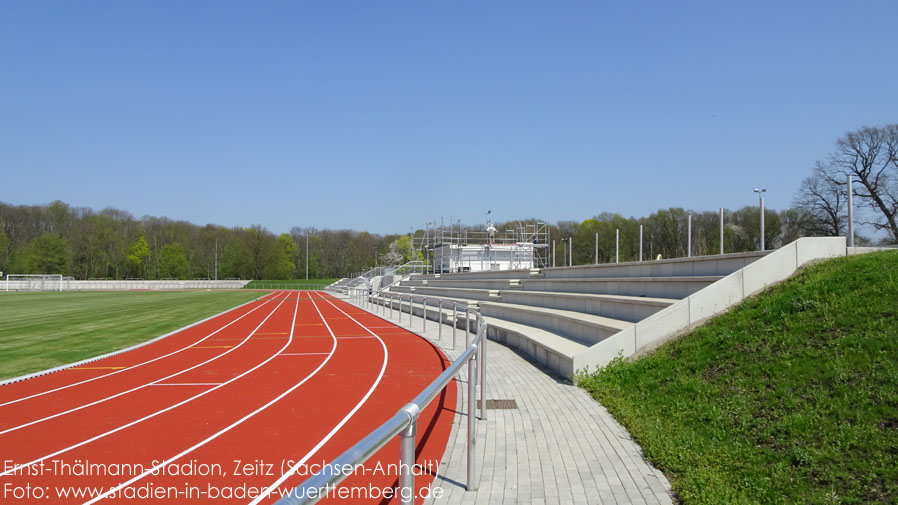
left=5, top=274, right=64, bottom=292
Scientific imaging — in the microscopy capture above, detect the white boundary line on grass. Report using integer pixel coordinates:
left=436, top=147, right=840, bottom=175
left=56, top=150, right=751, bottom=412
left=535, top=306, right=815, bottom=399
left=0, top=291, right=276, bottom=393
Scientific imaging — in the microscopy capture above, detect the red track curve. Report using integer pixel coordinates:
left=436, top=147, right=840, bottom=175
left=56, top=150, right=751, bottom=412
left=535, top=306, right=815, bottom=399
left=0, top=291, right=456, bottom=505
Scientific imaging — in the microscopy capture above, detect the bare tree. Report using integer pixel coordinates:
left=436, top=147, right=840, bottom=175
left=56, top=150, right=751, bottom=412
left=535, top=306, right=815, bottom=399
left=794, top=161, right=847, bottom=236
left=824, top=125, right=898, bottom=242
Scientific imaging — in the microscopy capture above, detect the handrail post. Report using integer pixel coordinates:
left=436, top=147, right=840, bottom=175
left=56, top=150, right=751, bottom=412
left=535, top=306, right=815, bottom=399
left=398, top=295, right=402, bottom=324
left=399, top=404, right=421, bottom=505
left=466, top=309, right=471, bottom=348
left=438, top=300, right=443, bottom=340
left=453, top=305, right=457, bottom=349
left=479, top=329, right=486, bottom=420
left=423, top=297, right=427, bottom=332
left=467, top=347, right=479, bottom=491
left=408, top=295, right=412, bottom=325
left=389, top=293, right=393, bottom=319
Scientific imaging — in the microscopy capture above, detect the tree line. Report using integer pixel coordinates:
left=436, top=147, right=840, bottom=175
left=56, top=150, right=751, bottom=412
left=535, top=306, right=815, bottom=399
left=0, top=202, right=414, bottom=280
left=1, top=125, right=893, bottom=279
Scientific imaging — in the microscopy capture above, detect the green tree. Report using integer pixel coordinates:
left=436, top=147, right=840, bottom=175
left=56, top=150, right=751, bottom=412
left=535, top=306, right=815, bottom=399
left=394, top=235, right=422, bottom=263
left=159, top=242, right=189, bottom=279
left=245, top=225, right=275, bottom=279
left=25, top=233, right=71, bottom=274
left=126, top=236, right=151, bottom=277
left=264, top=233, right=297, bottom=279
left=0, top=230, right=9, bottom=274
left=221, top=237, right=251, bottom=280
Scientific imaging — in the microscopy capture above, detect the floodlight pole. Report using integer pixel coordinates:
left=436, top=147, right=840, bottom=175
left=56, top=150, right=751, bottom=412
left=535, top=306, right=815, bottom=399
left=486, top=211, right=492, bottom=270
left=639, top=225, right=642, bottom=261
left=687, top=215, right=692, bottom=258
left=615, top=229, right=619, bottom=263
left=720, top=208, right=724, bottom=255
left=847, top=175, right=854, bottom=247
left=754, top=188, right=767, bottom=251
left=568, top=237, right=572, bottom=266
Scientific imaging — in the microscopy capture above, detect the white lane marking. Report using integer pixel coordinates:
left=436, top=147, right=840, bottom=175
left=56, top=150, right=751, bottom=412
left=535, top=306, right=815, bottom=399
left=149, top=383, right=222, bottom=386
left=80, top=292, right=339, bottom=504
left=0, top=294, right=289, bottom=436
left=0, top=292, right=279, bottom=408
left=280, top=353, right=330, bottom=356
left=0, top=293, right=294, bottom=478
left=251, top=290, right=390, bottom=504
left=336, top=335, right=377, bottom=340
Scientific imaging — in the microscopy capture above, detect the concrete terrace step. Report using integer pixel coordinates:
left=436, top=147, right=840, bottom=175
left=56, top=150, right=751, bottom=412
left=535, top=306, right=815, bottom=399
left=402, top=275, right=723, bottom=298
left=368, top=294, right=589, bottom=378
left=391, top=285, right=493, bottom=302
left=478, top=301, right=633, bottom=346
left=417, top=250, right=768, bottom=282
left=498, top=289, right=675, bottom=323
left=390, top=284, right=675, bottom=323
left=482, top=316, right=586, bottom=378
left=380, top=290, right=635, bottom=345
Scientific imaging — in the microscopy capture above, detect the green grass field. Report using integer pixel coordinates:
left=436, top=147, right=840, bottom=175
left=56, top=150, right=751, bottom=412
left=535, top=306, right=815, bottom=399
left=577, top=251, right=898, bottom=505
left=243, top=279, right=337, bottom=289
left=0, top=290, right=262, bottom=380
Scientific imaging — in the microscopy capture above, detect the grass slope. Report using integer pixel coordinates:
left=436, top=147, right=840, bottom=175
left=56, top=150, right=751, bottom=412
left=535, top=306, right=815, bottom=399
left=0, top=290, right=261, bottom=380
left=577, top=251, right=898, bottom=505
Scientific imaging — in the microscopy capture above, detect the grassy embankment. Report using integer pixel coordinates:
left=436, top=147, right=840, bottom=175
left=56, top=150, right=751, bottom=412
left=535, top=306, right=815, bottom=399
left=577, top=251, right=898, bottom=504
left=0, top=290, right=261, bottom=380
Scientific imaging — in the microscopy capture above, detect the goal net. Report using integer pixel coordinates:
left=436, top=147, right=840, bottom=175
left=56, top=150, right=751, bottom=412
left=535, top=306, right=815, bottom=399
left=5, top=274, right=64, bottom=292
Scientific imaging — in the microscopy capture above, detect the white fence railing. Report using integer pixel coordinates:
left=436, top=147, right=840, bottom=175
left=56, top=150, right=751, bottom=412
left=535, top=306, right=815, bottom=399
left=3, top=279, right=250, bottom=291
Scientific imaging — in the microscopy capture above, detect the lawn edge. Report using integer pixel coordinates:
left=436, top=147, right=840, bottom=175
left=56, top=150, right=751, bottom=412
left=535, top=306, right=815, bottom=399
left=0, top=292, right=268, bottom=387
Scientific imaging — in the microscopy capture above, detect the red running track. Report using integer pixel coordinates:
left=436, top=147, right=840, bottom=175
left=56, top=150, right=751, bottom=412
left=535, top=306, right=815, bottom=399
left=0, top=291, right=457, bottom=505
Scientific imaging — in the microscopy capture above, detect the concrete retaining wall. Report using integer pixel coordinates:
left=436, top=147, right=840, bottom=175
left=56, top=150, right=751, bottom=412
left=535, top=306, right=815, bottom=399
left=573, top=237, right=848, bottom=372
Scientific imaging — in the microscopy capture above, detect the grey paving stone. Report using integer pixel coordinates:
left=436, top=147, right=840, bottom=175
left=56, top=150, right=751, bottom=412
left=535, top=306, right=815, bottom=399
left=347, top=296, right=675, bottom=505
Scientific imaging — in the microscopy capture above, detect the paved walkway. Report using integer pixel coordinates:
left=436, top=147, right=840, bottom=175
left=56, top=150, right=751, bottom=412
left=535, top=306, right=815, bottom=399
left=347, top=296, right=675, bottom=505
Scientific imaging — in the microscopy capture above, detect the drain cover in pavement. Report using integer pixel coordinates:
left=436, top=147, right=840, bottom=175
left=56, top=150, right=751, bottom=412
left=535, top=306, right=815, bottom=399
left=479, top=399, right=518, bottom=409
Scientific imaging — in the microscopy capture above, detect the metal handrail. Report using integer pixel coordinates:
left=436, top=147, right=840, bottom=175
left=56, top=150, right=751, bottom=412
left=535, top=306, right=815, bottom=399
left=327, top=261, right=426, bottom=295
left=275, top=287, right=487, bottom=505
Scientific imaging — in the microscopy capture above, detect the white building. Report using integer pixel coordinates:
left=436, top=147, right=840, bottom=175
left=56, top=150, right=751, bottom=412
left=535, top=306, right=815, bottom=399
left=433, top=242, right=544, bottom=273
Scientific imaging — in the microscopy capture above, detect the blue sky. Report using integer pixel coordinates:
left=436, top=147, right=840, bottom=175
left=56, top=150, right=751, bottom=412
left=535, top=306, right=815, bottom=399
left=1, top=1, right=896, bottom=234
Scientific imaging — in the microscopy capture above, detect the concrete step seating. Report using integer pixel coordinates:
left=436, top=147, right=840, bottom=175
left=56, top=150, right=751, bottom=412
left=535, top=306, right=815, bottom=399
left=389, top=285, right=675, bottom=323
left=380, top=291, right=631, bottom=347
left=402, top=276, right=721, bottom=299
left=377, top=251, right=767, bottom=377
left=479, top=301, right=631, bottom=346
left=368, top=295, right=588, bottom=377
left=420, top=251, right=765, bottom=281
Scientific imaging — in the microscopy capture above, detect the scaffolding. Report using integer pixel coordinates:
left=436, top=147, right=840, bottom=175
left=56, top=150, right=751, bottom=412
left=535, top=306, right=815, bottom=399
left=412, top=219, right=551, bottom=273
